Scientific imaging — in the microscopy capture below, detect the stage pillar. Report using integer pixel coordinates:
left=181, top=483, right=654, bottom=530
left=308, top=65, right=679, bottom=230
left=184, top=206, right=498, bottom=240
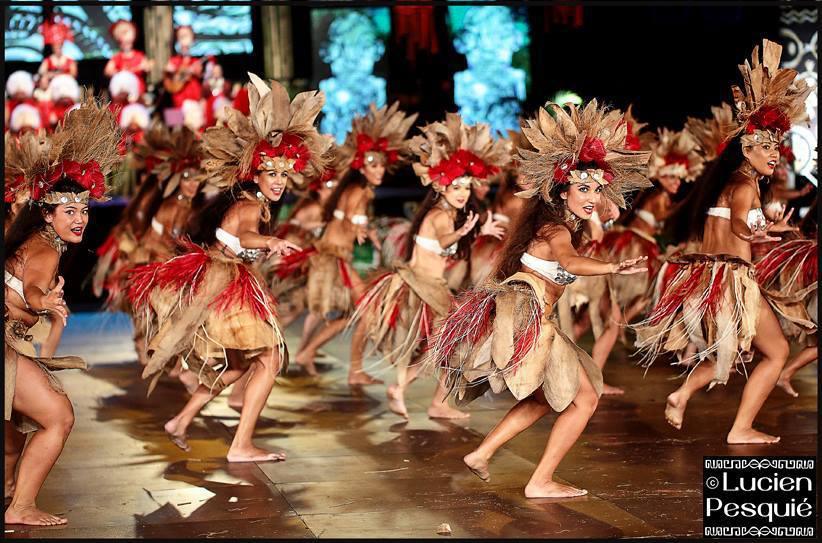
left=143, top=5, right=173, bottom=85
left=262, top=5, right=294, bottom=86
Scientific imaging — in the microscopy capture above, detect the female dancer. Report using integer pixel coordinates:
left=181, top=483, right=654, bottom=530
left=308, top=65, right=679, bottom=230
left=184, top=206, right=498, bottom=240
left=5, top=102, right=121, bottom=525
left=350, top=113, right=507, bottom=417
left=264, top=159, right=339, bottom=330
left=425, top=101, right=651, bottom=497
left=634, top=39, right=809, bottom=443
left=293, top=102, right=418, bottom=379
left=466, top=129, right=533, bottom=286
left=127, top=75, right=331, bottom=460
left=590, top=127, right=704, bottom=393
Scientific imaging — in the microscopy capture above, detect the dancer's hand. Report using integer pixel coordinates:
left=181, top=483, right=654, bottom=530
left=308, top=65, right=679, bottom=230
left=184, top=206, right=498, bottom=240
left=368, top=228, right=382, bottom=251
left=611, top=256, right=647, bottom=275
left=479, top=214, right=505, bottom=240
left=457, top=211, right=480, bottom=237
left=356, top=227, right=368, bottom=245
left=739, top=228, right=781, bottom=243
left=266, top=237, right=300, bottom=256
left=41, top=276, right=68, bottom=325
left=766, top=207, right=799, bottom=234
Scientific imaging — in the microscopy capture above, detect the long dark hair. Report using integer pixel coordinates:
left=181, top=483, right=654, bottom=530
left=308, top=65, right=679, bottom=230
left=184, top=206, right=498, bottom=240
left=5, top=179, right=86, bottom=267
left=122, top=173, right=163, bottom=236
left=491, top=169, right=518, bottom=210
left=186, top=181, right=283, bottom=245
left=402, top=188, right=480, bottom=262
left=492, top=184, right=584, bottom=281
left=322, top=168, right=367, bottom=223
left=664, top=134, right=767, bottom=244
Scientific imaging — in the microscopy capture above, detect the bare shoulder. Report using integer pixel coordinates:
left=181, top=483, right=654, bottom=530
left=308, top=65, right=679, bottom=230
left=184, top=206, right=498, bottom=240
left=24, top=236, right=60, bottom=270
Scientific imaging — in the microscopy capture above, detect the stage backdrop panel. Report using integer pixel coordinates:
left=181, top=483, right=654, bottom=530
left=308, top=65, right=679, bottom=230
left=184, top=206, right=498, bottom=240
left=172, top=2, right=253, bottom=57
left=310, top=7, right=391, bottom=143
left=447, top=5, right=530, bottom=136
left=4, top=3, right=133, bottom=62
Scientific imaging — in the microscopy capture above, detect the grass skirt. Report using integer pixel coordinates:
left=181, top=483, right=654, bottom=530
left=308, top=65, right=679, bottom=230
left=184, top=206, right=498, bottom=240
left=349, top=264, right=451, bottom=383
left=127, top=244, right=286, bottom=395
left=423, top=272, right=603, bottom=412
left=755, top=239, right=817, bottom=344
left=633, top=253, right=761, bottom=387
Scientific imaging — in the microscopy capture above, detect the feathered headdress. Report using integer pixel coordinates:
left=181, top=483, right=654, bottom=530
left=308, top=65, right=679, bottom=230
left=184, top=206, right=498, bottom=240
left=132, top=121, right=173, bottom=174
left=4, top=131, right=46, bottom=205
left=150, top=126, right=205, bottom=197
left=647, top=128, right=704, bottom=182
left=731, top=39, right=811, bottom=147
left=516, top=101, right=652, bottom=208
left=504, top=125, right=535, bottom=170
left=23, top=97, right=122, bottom=205
left=305, top=141, right=341, bottom=193
left=684, top=103, right=737, bottom=162
left=623, top=105, right=656, bottom=151
left=410, top=113, right=509, bottom=192
left=338, top=102, right=418, bottom=174
left=200, top=73, right=331, bottom=190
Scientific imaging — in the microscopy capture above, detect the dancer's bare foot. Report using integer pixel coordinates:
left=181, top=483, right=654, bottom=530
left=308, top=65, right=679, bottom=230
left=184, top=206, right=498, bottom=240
left=164, top=419, right=191, bottom=452
left=463, top=451, right=490, bottom=482
left=294, top=351, right=318, bottom=376
left=4, top=504, right=68, bottom=526
left=524, top=480, right=587, bottom=498
left=775, top=374, right=799, bottom=398
left=348, top=371, right=383, bottom=386
left=227, top=444, right=286, bottom=463
left=727, top=428, right=780, bottom=444
left=601, top=383, right=625, bottom=395
left=386, top=384, right=408, bottom=419
left=178, top=370, right=200, bottom=395
left=664, top=391, right=686, bottom=430
left=427, top=404, right=470, bottom=420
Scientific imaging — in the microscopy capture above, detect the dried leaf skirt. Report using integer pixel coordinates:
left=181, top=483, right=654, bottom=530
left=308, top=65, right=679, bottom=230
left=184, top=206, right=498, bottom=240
left=633, top=253, right=761, bottom=386
left=598, top=226, right=661, bottom=311
left=557, top=239, right=608, bottom=339
left=755, top=238, right=817, bottom=345
left=260, top=224, right=321, bottom=319
left=424, top=272, right=603, bottom=412
left=306, top=241, right=357, bottom=320
left=350, top=264, right=452, bottom=383
left=127, top=245, right=286, bottom=394
left=93, top=227, right=150, bottom=314
left=5, top=317, right=86, bottom=433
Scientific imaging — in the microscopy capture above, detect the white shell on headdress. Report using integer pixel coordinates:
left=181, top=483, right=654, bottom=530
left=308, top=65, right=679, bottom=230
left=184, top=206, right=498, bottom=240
left=119, top=103, right=150, bottom=129
left=6, top=70, right=34, bottom=98
left=48, top=74, right=80, bottom=102
left=211, top=95, right=231, bottom=122
left=182, top=99, right=204, bottom=131
left=109, top=70, right=140, bottom=103
left=9, top=103, right=41, bottom=132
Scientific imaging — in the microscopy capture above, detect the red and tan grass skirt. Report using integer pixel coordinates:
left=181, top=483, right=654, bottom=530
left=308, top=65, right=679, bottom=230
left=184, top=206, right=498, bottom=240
left=424, top=271, right=603, bottom=412
left=755, top=238, right=817, bottom=344
left=598, top=226, right=661, bottom=311
left=306, top=241, right=358, bottom=320
left=633, top=253, right=761, bottom=387
left=349, top=264, right=451, bottom=383
left=126, top=245, right=286, bottom=394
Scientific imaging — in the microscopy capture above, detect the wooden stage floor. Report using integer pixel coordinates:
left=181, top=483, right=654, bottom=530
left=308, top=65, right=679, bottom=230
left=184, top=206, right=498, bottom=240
left=5, top=313, right=817, bottom=538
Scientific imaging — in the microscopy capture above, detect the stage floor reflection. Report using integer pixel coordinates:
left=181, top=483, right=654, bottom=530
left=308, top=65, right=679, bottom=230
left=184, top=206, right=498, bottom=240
left=6, top=314, right=817, bottom=538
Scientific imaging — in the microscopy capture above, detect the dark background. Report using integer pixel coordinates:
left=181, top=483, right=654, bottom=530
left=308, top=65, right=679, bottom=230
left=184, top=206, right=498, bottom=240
left=4, top=3, right=788, bottom=308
